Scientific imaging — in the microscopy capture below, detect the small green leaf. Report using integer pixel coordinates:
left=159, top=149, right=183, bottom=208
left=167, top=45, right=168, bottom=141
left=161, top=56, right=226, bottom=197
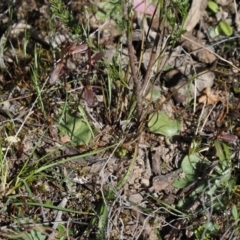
left=233, top=86, right=240, bottom=94
left=207, top=1, right=219, bottom=13
left=57, top=224, right=65, bottom=232
left=173, top=155, right=202, bottom=189
left=207, top=179, right=220, bottom=195
left=181, top=155, right=201, bottom=176
left=148, top=111, right=180, bottom=137
left=172, top=177, right=189, bottom=189
left=177, top=198, right=186, bottom=208
left=96, top=2, right=118, bottom=21
left=96, top=11, right=107, bottom=21
left=219, top=169, right=231, bottom=183
left=227, top=177, right=236, bottom=193
left=218, top=20, right=233, bottom=36
left=203, top=221, right=218, bottom=232
left=23, top=230, right=47, bottom=240
left=209, top=26, right=219, bottom=38
left=214, top=140, right=225, bottom=162
left=214, top=140, right=230, bottom=170
left=232, top=204, right=239, bottom=221
left=98, top=2, right=115, bottom=12
left=222, top=142, right=230, bottom=162
left=189, top=184, right=205, bottom=197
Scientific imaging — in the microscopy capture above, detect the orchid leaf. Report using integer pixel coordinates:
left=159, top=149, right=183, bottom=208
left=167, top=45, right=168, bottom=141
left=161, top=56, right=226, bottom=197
left=207, top=1, right=219, bottom=13
left=58, top=113, right=92, bottom=146
left=148, top=111, right=180, bottom=137
left=218, top=20, right=233, bottom=36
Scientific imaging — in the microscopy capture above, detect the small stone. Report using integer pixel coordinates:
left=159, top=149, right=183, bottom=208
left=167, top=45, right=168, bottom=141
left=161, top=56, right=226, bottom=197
left=141, top=178, right=150, bottom=187
left=128, top=193, right=143, bottom=204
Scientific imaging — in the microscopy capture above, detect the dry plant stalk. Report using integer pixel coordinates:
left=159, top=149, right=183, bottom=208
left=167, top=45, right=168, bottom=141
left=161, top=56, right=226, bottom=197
left=125, top=4, right=142, bottom=119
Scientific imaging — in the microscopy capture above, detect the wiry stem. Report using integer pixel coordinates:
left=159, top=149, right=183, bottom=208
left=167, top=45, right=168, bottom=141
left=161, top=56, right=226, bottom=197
left=125, top=3, right=142, bottom=120
left=141, top=33, right=160, bottom=96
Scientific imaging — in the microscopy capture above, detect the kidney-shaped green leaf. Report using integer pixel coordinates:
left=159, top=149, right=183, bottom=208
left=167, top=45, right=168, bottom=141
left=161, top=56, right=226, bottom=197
left=218, top=20, right=233, bottom=36
left=59, top=114, right=92, bottom=146
left=148, top=111, right=180, bottom=137
left=207, top=1, right=219, bottom=13
left=181, top=155, right=201, bottom=175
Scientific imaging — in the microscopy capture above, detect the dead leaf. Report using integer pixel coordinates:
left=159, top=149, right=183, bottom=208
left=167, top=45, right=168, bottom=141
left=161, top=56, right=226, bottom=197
left=151, top=150, right=162, bottom=175
left=61, top=135, right=71, bottom=143
left=10, top=22, right=32, bottom=38
left=5, top=136, right=21, bottom=143
left=180, top=33, right=217, bottom=64
left=149, top=179, right=170, bottom=192
left=148, top=171, right=179, bottom=193
left=215, top=0, right=232, bottom=6
left=195, top=69, right=215, bottom=93
left=184, top=0, right=208, bottom=32
left=198, top=87, right=220, bottom=105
